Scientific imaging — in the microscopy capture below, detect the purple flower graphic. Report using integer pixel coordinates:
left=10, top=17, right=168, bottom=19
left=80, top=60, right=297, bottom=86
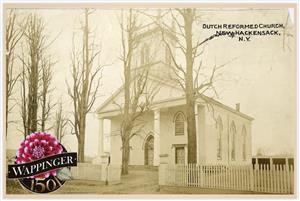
left=16, top=132, right=63, bottom=179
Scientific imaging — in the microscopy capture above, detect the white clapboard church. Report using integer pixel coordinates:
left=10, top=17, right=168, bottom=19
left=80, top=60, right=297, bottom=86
left=93, top=22, right=253, bottom=168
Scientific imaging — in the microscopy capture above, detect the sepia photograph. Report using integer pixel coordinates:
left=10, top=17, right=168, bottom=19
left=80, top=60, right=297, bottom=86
left=2, top=1, right=297, bottom=198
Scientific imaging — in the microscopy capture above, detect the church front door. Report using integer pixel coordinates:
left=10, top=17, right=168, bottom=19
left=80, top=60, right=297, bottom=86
left=144, top=135, right=154, bottom=166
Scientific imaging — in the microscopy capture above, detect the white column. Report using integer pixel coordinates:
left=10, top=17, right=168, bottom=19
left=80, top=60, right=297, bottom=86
left=98, top=118, right=104, bottom=157
left=93, top=117, right=104, bottom=164
left=153, top=109, right=160, bottom=166
left=195, top=104, right=199, bottom=164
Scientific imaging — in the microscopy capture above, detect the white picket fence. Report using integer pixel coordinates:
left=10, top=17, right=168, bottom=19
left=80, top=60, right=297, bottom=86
left=163, top=164, right=294, bottom=194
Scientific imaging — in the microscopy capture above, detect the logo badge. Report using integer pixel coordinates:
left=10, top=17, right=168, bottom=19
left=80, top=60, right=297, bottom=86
left=8, top=132, right=77, bottom=193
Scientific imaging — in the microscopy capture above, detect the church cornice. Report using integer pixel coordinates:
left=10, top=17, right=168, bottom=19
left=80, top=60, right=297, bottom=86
left=97, top=93, right=254, bottom=121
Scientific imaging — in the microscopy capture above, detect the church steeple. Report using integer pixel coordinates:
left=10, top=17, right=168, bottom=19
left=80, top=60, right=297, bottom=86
left=131, top=12, right=177, bottom=82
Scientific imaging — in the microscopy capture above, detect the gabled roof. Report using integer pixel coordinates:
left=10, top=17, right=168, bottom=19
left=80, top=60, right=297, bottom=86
left=199, top=95, right=254, bottom=121
left=96, top=85, right=124, bottom=114
left=96, top=75, right=182, bottom=114
left=96, top=77, right=254, bottom=121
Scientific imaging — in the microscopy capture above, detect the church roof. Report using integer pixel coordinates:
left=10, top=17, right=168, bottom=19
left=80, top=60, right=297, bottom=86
left=95, top=77, right=254, bottom=121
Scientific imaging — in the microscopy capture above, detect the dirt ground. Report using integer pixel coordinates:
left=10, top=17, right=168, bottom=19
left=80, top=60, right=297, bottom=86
left=6, top=168, right=159, bottom=195
left=6, top=167, right=269, bottom=195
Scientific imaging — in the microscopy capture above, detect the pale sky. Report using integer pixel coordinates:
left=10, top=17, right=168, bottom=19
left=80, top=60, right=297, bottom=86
left=6, top=8, right=296, bottom=157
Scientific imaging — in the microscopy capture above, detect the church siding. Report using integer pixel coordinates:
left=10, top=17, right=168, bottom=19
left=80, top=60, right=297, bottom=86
left=129, top=112, right=154, bottom=166
left=160, top=106, right=188, bottom=165
left=203, top=104, right=252, bottom=165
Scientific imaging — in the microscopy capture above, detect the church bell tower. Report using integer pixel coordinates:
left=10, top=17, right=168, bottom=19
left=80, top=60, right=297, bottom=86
left=131, top=14, right=177, bottom=83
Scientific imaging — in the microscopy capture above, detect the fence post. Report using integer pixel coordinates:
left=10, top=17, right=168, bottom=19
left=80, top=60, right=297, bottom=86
left=286, top=164, right=290, bottom=193
left=291, top=165, right=294, bottom=194
left=250, top=164, right=254, bottom=191
left=200, top=165, right=205, bottom=188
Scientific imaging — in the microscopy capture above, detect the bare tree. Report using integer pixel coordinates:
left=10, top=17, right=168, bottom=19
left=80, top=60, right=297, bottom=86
left=39, top=55, right=56, bottom=131
left=18, top=13, right=55, bottom=137
left=54, top=102, right=68, bottom=142
left=143, top=9, right=226, bottom=163
left=22, top=13, right=45, bottom=134
left=19, top=46, right=28, bottom=139
left=5, top=9, right=24, bottom=137
left=67, top=9, right=103, bottom=162
left=118, top=9, right=158, bottom=175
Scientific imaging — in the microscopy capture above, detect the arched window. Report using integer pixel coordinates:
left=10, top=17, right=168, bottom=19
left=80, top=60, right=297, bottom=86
left=230, top=121, right=236, bottom=161
left=216, top=116, right=223, bottom=160
left=141, top=45, right=149, bottom=66
left=174, top=112, right=185, bottom=136
left=242, top=126, right=247, bottom=161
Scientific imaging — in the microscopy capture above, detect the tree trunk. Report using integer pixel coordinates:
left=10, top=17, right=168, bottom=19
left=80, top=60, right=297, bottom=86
left=5, top=100, right=8, bottom=137
left=184, top=9, right=197, bottom=163
left=77, top=137, right=85, bottom=162
left=28, top=57, right=38, bottom=134
left=5, top=55, right=9, bottom=137
left=41, top=97, right=46, bottom=131
left=78, top=115, right=86, bottom=162
left=21, top=65, right=28, bottom=139
left=121, top=136, right=130, bottom=175
left=77, top=133, right=85, bottom=162
left=27, top=16, right=39, bottom=134
left=186, top=98, right=197, bottom=163
left=121, top=17, right=132, bottom=174
left=69, top=9, right=102, bottom=164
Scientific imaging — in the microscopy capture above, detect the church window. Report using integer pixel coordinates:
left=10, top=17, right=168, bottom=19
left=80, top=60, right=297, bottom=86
left=242, top=126, right=247, bottom=161
left=216, top=116, right=223, bottom=160
left=230, top=121, right=236, bottom=161
left=174, top=112, right=185, bottom=136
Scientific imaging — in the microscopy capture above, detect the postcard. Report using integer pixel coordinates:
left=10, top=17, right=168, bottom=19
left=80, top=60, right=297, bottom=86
left=2, top=1, right=297, bottom=198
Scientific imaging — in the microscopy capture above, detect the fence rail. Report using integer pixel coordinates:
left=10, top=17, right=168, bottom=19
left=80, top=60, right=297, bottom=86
left=163, top=164, right=294, bottom=194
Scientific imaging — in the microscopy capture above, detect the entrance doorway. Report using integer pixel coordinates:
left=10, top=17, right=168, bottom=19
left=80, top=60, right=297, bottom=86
left=144, top=135, right=154, bottom=166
